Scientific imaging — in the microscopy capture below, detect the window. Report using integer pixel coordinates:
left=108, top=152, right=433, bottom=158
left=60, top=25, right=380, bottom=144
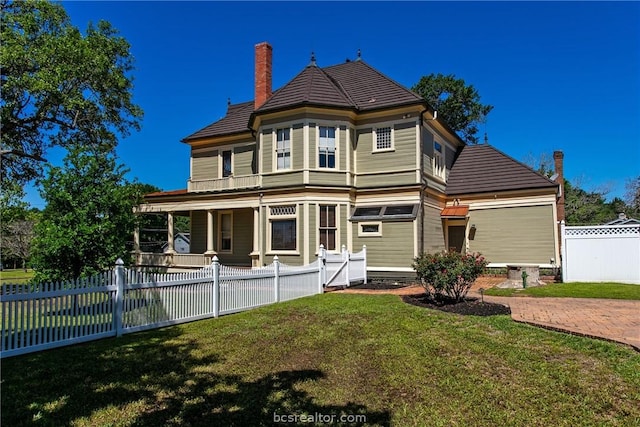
left=384, top=205, right=415, bottom=216
left=270, top=205, right=297, bottom=252
left=319, top=205, right=336, bottom=250
left=359, top=222, right=382, bottom=237
left=375, top=126, right=392, bottom=151
left=352, top=207, right=382, bottom=217
left=433, top=141, right=445, bottom=180
left=276, top=128, right=291, bottom=170
left=219, top=212, right=232, bottom=251
left=222, top=150, right=232, bottom=177
left=318, top=126, right=336, bottom=168
left=351, top=205, right=418, bottom=221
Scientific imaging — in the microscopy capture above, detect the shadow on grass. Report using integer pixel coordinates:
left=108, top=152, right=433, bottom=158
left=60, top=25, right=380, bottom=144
left=1, top=326, right=390, bottom=426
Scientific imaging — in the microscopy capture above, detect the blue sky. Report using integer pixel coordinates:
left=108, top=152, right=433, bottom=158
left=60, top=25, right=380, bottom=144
left=24, top=1, right=640, bottom=207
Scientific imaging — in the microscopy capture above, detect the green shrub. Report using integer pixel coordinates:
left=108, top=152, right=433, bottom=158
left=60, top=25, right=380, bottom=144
left=412, top=251, right=488, bottom=302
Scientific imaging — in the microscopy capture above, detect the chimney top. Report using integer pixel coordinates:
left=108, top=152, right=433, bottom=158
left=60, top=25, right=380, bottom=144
left=255, top=42, right=273, bottom=110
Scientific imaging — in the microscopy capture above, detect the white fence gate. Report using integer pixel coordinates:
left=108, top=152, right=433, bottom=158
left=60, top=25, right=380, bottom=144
left=561, top=221, right=640, bottom=284
left=324, top=245, right=367, bottom=288
left=1, top=246, right=367, bottom=358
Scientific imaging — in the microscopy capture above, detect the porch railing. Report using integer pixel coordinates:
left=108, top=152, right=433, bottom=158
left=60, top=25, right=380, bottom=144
left=136, top=252, right=214, bottom=268
left=187, top=174, right=260, bottom=193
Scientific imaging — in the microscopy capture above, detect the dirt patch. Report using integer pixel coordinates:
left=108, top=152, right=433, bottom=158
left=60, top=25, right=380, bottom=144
left=402, top=294, right=511, bottom=317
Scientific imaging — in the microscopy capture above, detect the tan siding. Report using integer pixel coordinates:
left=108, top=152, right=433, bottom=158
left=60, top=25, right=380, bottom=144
left=423, top=203, right=446, bottom=253
left=309, top=204, right=317, bottom=253
left=468, top=205, right=556, bottom=264
left=292, top=124, right=304, bottom=170
left=340, top=205, right=348, bottom=250
left=356, top=124, right=417, bottom=176
left=190, top=211, right=207, bottom=253
left=357, top=171, right=417, bottom=188
left=217, top=209, right=252, bottom=266
left=262, top=130, right=273, bottom=172
left=192, top=150, right=218, bottom=180
left=234, top=145, right=255, bottom=176
left=349, top=128, right=355, bottom=172
left=352, top=221, right=415, bottom=268
left=308, top=171, right=347, bottom=186
left=309, top=125, right=317, bottom=168
left=339, top=126, right=347, bottom=170
left=262, top=171, right=305, bottom=188
left=422, top=131, right=434, bottom=175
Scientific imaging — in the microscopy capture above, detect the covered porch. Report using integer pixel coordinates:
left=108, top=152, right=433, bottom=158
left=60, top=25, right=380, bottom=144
left=134, top=205, right=260, bottom=270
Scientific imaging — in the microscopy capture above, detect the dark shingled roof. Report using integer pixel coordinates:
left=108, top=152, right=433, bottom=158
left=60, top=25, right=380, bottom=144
left=183, top=101, right=254, bottom=142
left=184, top=59, right=426, bottom=142
left=446, top=144, right=558, bottom=195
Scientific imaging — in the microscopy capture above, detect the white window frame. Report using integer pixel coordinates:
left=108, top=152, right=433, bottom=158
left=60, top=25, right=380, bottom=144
left=317, top=125, right=337, bottom=169
left=218, top=211, right=233, bottom=253
left=432, top=140, right=446, bottom=181
left=274, top=127, right=292, bottom=171
left=373, top=126, right=394, bottom=152
left=358, top=221, right=382, bottom=237
left=221, top=149, right=233, bottom=178
left=267, top=204, right=299, bottom=254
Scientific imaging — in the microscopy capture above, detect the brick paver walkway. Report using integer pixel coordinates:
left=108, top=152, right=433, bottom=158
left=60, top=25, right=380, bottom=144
left=337, top=280, right=640, bottom=351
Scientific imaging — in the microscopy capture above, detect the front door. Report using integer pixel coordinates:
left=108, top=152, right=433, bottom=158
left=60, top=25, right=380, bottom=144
left=448, top=226, right=466, bottom=253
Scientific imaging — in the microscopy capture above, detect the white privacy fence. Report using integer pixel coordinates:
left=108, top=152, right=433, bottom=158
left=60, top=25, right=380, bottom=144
left=561, top=221, right=640, bottom=284
left=1, top=246, right=367, bottom=358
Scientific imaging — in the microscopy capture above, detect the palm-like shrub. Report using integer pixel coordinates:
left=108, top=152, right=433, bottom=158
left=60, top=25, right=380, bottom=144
left=412, top=251, right=488, bottom=302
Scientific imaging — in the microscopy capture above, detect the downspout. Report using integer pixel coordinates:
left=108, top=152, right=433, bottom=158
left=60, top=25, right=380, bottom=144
left=419, top=109, right=438, bottom=254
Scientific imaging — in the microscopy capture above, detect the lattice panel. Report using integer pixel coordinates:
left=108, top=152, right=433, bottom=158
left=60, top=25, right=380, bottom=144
left=270, top=205, right=296, bottom=216
left=565, top=226, right=639, bottom=237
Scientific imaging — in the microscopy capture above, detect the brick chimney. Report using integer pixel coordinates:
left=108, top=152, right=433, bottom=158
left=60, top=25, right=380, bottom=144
left=254, top=42, right=272, bottom=110
left=553, top=151, right=565, bottom=223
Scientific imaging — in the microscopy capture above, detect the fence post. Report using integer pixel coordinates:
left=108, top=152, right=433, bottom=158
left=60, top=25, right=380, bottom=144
left=342, top=244, right=350, bottom=287
left=560, top=220, right=567, bottom=283
left=274, top=256, right=280, bottom=302
left=212, top=256, right=220, bottom=318
left=362, top=245, right=367, bottom=285
left=114, top=258, right=125, bottom=337
left=318, top=244, right=326, bottom=294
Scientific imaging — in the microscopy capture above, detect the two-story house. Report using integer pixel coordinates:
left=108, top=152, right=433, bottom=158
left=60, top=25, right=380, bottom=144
left=135, top=42, right=563, bottom=276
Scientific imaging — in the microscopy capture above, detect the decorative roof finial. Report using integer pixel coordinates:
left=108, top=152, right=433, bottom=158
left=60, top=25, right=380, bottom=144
left=309, top=51, right=316, bottom=66
left=484, top=132, right=489, bottom=145
left=356, top=48, right=361, bottom=61
left=227, top=97, right=231, bottom=107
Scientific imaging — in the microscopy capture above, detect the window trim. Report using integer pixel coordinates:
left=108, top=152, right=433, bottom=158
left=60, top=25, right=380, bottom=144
left=267, top=204, right=299, bottom=255
left=274, top=127, right=292, bottom=171
left=317, top=125, right=337, bottom=169
left=432, top=140, right=446, bottom=181
left=358, top=221, right=382, bottom=237
left=217, top=211, right=233, bottom=253
left=373, top=126, right=394, bottom=153
left=318, top=204, right=337, bottom=251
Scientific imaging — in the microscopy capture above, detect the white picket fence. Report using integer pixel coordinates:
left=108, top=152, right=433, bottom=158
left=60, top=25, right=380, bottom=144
left=561, top=221, right=640, bottom=284
left=0, top=246, right=367, bottom=358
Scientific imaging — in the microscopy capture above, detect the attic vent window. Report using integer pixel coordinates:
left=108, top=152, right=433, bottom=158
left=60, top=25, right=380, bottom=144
left=375, top=127, right=392, bottom=151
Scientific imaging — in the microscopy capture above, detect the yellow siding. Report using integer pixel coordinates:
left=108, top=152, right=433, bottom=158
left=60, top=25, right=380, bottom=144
left=292, top=124, right=304, bottom=170
left=190, top=211, right=207, bottom=253
left=357, top=171, right=417, bottom=188
left=356, top=124, right=417, bottom=176
left=262, top=130, right=273, bottom=172
left=423, top=204, right=446, bottom=253
left=234, top=145, right=255, bottom=176
left=262, top=171, right=305, bottom=188
left=468, top=205, right=556, bottom=265
left=308, top=171, right=347, bottom=186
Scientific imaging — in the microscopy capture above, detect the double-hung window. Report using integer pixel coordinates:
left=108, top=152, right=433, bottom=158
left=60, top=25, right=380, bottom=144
left=276, top=128, right=291, bottom=170
left=319, top=205, right=336, bottom=250
left=318, top=126, right=336, bottom=168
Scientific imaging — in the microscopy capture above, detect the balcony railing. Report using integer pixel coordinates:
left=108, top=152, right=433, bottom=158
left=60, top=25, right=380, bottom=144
left=188, top=175, right=260, bottom=193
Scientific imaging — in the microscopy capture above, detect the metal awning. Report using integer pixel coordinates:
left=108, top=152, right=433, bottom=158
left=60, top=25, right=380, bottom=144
left=440, top=205, right=469, bottom=218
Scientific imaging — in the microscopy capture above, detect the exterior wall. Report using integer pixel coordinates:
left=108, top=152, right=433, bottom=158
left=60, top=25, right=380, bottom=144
left=308, top=171, right=346, bottom=186
left=468, top=204, right=556, bottom=265
left=292, top=124, right=304, bottom=170
left=423, top=202, right=446, bottom=253
left=190, top=210, right=207, bottom=254
left=355, top=122, right=417, bottom=176
left=352, top=221, right=415, bottom=269
left=191, top=149, right=218, bottom=180
left=262, top=171, right=305, bottom=187
left=262, top=128, right=273, bottom=172
left=234, top=145, right=255, bottom=176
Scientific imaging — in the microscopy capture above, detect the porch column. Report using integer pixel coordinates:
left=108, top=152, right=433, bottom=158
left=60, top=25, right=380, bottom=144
left=133, top=225, right=141, bottom=253
left=249, top=206, right=260, bottom=267
left=165, top=211, right=176, bottom=254
left=205, top=209, right=217, bottom=255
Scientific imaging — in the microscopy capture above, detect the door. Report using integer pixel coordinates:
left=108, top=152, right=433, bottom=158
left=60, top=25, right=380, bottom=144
left=448, top=226, right=466, bottom=253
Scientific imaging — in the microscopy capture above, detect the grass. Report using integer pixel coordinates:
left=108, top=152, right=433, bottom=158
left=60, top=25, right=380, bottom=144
left=484, top=282, right=640, bottom=299
left=0, top=269, right=35, bottom=284
left=2, top=293, right=639, bottom=426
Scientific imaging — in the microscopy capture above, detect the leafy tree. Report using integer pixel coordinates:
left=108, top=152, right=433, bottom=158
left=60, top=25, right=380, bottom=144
left=0, top=0, right=143, bottom=185
left=30, top=148, right=145, bottom=282
left=1, top=218, right=35, bottom=271
left=412, top=73, right=493, bottom=144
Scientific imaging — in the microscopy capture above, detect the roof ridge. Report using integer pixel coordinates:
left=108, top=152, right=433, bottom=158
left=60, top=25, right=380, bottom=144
left=317, top=66, right=360, bottom=109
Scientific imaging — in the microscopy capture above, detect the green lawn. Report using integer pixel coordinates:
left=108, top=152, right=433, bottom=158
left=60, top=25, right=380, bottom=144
left=0, top=269, right=35, bottom=284
left=484, top=282, right=640, bottom=299
left=2, top=293, right=638, bottom=426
